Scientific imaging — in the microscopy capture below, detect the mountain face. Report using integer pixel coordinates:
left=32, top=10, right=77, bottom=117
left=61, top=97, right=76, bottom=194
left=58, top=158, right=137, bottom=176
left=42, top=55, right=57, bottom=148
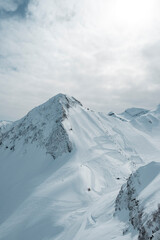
left=0, top=94, right=82, bottom=159
left=0, top=94, right=160, bottom=240
left=115, top=162, right=160, bottom=240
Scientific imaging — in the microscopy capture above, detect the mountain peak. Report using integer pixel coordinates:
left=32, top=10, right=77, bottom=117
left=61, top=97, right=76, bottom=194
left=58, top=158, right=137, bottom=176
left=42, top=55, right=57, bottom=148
left=0, top=93, right=83, bottom=159
left=24, top=93, right=82, bottom=125
left=46, top=93, right=82, bottom=109
left=120, top=107, right=149, bottom=120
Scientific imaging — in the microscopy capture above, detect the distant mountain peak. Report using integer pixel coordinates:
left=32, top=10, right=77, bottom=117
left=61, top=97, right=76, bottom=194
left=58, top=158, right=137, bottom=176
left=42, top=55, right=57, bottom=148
left=123, top=107, right=149, bottom=117
left=108, top=107, right=149, bottom=122
left=119, top=107, right=149, bottom=120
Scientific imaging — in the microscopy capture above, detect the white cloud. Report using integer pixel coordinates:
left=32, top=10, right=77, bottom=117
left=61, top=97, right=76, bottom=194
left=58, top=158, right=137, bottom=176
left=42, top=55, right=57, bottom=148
left=0, top=0, right=160, bottom=120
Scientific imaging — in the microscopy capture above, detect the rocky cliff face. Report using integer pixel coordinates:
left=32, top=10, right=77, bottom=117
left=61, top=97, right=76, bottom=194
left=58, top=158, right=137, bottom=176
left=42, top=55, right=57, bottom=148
left=0, top=94, right=82, bottom=159
left=115, top=162, right=160, bottom=240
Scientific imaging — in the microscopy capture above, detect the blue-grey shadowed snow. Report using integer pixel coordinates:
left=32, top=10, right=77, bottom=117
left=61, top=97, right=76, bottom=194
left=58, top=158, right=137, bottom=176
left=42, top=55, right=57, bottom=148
left=0, top=0, right=30, bottom=18
left=7, top=218, right=64, bottom=240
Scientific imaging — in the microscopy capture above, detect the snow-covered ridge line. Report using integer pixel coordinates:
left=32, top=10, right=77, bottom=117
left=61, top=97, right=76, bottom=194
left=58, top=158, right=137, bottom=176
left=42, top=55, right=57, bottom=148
left=108, top=105, right=160, bottom=121
left=0, top=94, right=82, bottom=159
left=115, top=162, right=160, bottom=240
left=120, top=108, right=149, bottom=119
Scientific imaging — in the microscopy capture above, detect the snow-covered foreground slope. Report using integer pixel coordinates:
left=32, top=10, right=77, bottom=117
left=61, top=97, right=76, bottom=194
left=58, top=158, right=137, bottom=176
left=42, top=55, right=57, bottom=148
left=0, top=94, right=160, bottom=240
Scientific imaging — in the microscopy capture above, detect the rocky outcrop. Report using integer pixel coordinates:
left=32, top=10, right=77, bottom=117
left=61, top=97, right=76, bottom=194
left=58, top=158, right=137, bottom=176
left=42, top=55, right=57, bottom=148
left=115, top=162, right=160, bottom=240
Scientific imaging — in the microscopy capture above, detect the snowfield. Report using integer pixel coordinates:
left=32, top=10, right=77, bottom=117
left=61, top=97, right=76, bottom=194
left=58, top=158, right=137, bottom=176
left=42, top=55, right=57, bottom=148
left=0, top=94, right=160, bottom=240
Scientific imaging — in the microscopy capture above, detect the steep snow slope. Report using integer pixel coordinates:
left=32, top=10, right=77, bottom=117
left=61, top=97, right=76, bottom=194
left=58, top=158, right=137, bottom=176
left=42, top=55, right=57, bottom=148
left=0, top=94, right=160, bottom=240
left=115, top=162, right=160, bottom=240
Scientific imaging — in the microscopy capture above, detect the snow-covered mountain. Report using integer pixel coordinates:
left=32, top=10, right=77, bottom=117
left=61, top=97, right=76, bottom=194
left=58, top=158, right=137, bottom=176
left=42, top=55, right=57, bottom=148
left=0, top=94, right=160, bottom=240
left=0, top=94, right=78, bottom=158
left=115, top=162, right=160, bottom=240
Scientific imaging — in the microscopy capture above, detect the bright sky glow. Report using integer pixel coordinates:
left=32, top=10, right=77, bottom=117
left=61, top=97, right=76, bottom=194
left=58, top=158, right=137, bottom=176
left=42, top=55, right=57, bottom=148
left=112, top=0, right=153, bottom=26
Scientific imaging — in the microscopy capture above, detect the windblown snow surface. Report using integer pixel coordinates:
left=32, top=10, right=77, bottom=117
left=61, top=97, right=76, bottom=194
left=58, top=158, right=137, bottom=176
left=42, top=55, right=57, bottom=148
left=0, top=94, right=160, bottom=240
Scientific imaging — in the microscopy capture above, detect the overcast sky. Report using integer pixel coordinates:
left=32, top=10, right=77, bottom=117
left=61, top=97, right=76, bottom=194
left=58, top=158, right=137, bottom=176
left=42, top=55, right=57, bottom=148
left=0, top=0, right=160, bottom=120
